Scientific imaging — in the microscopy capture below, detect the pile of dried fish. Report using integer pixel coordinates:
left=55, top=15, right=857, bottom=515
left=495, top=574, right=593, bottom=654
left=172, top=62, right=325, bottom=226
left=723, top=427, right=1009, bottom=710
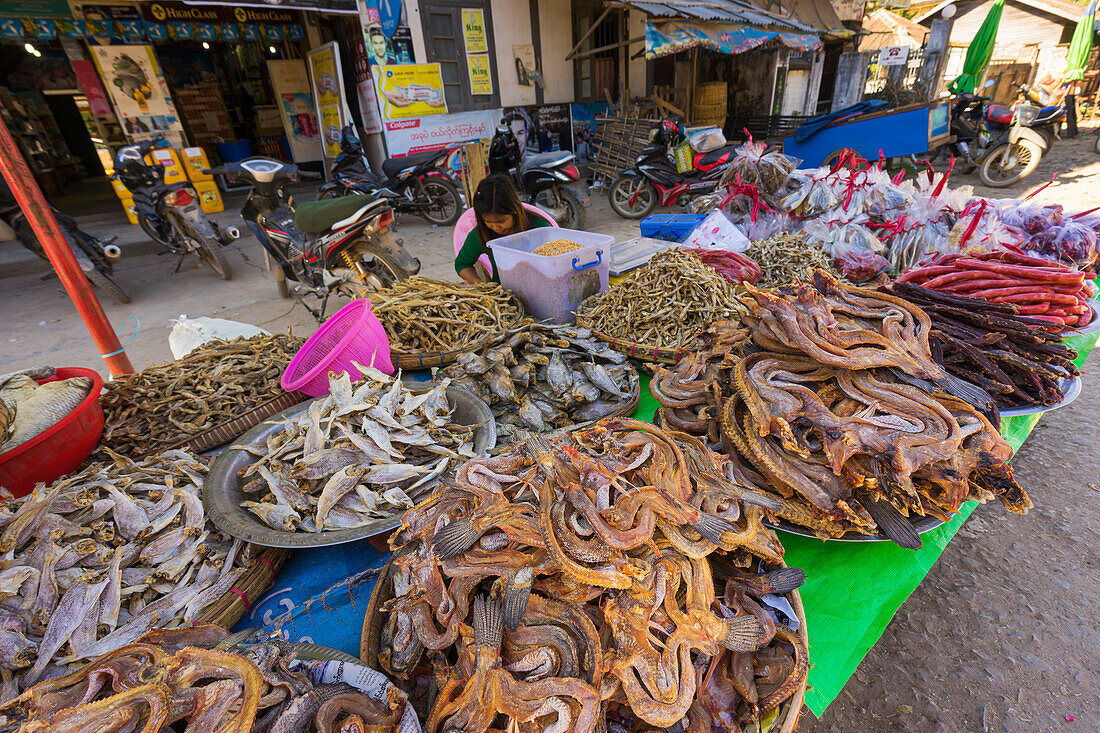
left=653, top=270, right=1030, bottom=546
left=0, top=625, right=407, bottom=732
left=532, top=238, right=582, bottom=256
left=437, top=322, right=638, bottom=444
left=576, top=249, right=745, bottom=350
left=98, top=334, right=302, bottom=458
left=743, top=233, right=839, bottom=289
left=0, top=367, right=91, bottom=454
left=369, top=276, right=523, bottom=356
left=383, top=419, right=808, bottom=731
left=0, top=450, right=253, bottom=697
left=892, top=282, right=1079, bottom=408
left=236, top=367, right=480, bottom=533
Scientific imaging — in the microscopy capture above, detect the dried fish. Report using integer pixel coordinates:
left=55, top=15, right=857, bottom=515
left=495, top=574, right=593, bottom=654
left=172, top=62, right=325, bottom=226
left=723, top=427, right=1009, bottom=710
left=438, top=322, right=638, bottom=444
left=97, top=333, right=303, bottom=459
left=0, top=373, right=91, bottom=454
left=576, top=249, right=746, bottom=350
left=368, top=276, right=523, bottom=356
left=239, top=369, right=481, bottom=533
left=743, top=232, right=840, bottom=289
left=0, top=451, right=251, bottom=696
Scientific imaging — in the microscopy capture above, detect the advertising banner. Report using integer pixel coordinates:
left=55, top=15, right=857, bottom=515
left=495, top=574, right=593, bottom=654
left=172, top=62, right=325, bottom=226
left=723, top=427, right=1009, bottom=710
left=381, top=108, right=500, bottom=157
left=71, top=59, right=113, bottom=116
left=467, top=54, right=492, bottom=95
left=350, top=27, right=383, bottom=134
left=461, top=8, right=487, bottom=53
left=371, top=63, right=447, bottom=120
left=269, top=59, right=323, bottom=163
left=308, top=42, right=349, bottom=164
left=90, top=44, right=185, bottom=145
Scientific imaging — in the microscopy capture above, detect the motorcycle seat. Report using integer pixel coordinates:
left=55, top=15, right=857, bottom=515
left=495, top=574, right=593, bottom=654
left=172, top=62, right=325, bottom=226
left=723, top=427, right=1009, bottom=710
left=520, top=151, right=573, bottom=173
left=985, top=104, right=1014, bottom=124
left=294, top=195, right=389, bottom=234
left=381, top=149, right=442, bottom=177
left=694, top=145, right=737, bottom=171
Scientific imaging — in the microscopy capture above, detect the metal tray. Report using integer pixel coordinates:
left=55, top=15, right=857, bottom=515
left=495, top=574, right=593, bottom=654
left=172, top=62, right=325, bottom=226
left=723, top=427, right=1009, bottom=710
left=769, top=515, right=944, bottom=543
left=1065, top=300, right=1100, bottom=336
left=999, top=375, right=1082, bottom=418
left=203, top=385, right=496, bottom=549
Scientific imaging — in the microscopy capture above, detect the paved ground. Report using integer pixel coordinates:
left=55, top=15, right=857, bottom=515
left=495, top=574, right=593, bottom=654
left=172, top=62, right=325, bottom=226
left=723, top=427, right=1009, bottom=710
left=2, top=133, right=1099, bottom=730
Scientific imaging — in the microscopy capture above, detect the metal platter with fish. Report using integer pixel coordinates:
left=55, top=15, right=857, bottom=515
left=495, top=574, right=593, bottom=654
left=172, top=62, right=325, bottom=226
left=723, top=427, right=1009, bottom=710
left=205, top=370, right=495, bottom=549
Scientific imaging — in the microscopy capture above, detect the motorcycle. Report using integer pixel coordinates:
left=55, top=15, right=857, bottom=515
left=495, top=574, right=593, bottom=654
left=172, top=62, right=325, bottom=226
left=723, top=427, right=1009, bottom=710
left=488, top=112, right=589, bottom=229
left=319, top=125, right=463, bottom=226
left=924, top=79, right=1048, bottom=188
left=209, top=157, right=419, bottom=319
left=0, top=181, right=129, bottom=303
left=113, top=138, right=239, bottom=279
left=1013, top=81, right=1066, bottom=149
left=608, top=120, right=737, bottom=219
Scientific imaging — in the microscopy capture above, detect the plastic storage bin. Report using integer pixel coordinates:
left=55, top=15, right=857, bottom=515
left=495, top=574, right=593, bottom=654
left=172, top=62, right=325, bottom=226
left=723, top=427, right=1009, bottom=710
left=489, top=227, right=614, bottom=324
left=639, top=214, right=706, bottom=242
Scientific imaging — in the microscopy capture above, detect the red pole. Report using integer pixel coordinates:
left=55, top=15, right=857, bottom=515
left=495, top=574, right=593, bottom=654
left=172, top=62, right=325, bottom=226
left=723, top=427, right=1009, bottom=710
left=0, top=113, right=133, bottom=376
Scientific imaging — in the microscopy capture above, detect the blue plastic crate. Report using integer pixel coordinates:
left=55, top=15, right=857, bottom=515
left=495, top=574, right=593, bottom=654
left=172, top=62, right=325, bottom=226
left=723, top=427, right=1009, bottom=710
left=639, top=214, right=706, bottom=242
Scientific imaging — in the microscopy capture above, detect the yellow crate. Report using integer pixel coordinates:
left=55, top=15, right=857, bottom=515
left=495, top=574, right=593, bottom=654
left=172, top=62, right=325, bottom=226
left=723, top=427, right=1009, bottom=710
left=193, top=180, right=224, bottom=214
left=146, top=148, right=187, bottom=184
left=181, top=146, right=214, bottom=182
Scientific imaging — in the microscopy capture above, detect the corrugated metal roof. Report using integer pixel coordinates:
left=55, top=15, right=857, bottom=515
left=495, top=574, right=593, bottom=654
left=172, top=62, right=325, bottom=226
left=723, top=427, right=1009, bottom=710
left=623, top=0, right=820, bottom=32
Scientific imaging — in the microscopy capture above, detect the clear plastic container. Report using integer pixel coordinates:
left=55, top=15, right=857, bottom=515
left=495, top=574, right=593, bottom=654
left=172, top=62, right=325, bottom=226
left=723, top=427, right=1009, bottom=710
left=489, top=227, right=614, bottom=324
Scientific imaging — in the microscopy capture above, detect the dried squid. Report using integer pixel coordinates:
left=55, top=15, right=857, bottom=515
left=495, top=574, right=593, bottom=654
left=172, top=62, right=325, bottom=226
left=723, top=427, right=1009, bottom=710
left=381, top=418, right=808, bottom=731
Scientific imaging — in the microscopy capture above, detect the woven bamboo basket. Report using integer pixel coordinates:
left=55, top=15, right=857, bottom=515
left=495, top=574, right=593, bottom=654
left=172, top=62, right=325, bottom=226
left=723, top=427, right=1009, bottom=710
left=693, top=81, right=728, bottom=129
left=195, top=546, right=290, bottom=629
left=170, top=391, right=308, bottom=454
left=389, top=309, right=527, bottom=371
left=574, top=317, right=690, bottom=365
left=360, top=557, right=809, bottom=732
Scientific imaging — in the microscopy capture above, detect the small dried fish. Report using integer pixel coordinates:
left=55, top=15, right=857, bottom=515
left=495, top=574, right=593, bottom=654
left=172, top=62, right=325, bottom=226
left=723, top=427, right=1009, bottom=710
left=239, top=369, right=480, bottom=533
left=744, top=232, right=840, bottom=289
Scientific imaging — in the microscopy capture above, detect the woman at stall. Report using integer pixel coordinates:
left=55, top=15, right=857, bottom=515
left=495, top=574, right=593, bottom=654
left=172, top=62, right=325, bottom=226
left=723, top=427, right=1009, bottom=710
left=455, top=174, right=551, bottom=284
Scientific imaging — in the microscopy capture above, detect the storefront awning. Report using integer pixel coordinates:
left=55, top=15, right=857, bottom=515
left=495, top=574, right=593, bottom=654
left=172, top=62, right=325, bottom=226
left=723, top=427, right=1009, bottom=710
left=645, top=20, right=821, bottom=58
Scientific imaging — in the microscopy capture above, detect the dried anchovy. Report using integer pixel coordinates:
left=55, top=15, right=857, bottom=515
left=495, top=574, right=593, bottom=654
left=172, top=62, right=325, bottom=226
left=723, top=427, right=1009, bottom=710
left=369, top=276, right=524, bottom=355
left=532, top=239, right=582, bottom=256
left=0, top=450, right=252, bottom=696
left=576, top=249, right=745, bottom=349
left=98, top=334, right=302, bottom=459
left=744, top=232, right=840, bottom=289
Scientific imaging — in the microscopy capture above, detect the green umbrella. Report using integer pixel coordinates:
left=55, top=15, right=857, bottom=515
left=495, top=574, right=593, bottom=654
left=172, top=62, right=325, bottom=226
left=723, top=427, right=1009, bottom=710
left=1065, top=1, right=1095, bottom=82
left=948, top=0, right=1005, bottom=94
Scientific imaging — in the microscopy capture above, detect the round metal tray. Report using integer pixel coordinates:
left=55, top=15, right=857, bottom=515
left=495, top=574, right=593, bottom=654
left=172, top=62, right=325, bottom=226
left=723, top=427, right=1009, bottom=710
left=768, top=515, right=944, bottom=543
left=999, top=375, right=1083, bottom=418
left=203, top=385, right=496, bottom=549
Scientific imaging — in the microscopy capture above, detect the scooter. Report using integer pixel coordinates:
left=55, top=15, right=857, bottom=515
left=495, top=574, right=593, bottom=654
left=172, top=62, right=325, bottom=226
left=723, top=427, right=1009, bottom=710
left=608, top=120, right=738, bottom=219
left=0, top=181, right=130, bottom=303
left=488, top=112, right=589, bottom=229
left=113, top=138, right=239, bottom=279
left=209, top=157, right=419, bottom=320
left=319, top=125, right=463, bottom=226
left=1013, top=81, right=1066, bottom=149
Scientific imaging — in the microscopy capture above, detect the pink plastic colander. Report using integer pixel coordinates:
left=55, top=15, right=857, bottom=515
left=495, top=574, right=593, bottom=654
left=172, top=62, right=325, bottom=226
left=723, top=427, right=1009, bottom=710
left=281, top=299, right=393, bottom=397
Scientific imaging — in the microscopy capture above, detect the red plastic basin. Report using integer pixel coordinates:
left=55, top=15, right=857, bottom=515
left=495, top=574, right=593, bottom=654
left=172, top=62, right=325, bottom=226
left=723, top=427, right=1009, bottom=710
left=0, top=367, right=104, bottom=498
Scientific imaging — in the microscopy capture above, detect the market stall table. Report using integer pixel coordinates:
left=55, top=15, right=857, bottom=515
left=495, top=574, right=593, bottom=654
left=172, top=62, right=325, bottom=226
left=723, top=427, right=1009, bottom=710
left=234, top=328, right=1097, bottom=718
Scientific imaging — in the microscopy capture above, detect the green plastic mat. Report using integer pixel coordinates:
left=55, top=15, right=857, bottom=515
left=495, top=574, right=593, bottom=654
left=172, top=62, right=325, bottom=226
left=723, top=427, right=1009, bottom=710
left=629, top=328, right=1097, bottom=715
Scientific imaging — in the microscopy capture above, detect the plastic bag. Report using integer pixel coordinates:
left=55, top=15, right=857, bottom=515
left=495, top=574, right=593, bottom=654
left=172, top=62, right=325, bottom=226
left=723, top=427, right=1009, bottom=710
left=834, top=250, right=891, bottom=282
left=1030, top=217, right=1099, bottom=267
left=743, top=210, right=797, bottom=241
left=722, top=135, right=800, bottom=195
left=682, top=210, right=750, bottom=252
left=863, top=167, right=912, bottom=218
left=689, top=128, right=726, bottom=153
left=169, top=315, right=270, bottom=359
left=778, top=171, right=839, bottom=218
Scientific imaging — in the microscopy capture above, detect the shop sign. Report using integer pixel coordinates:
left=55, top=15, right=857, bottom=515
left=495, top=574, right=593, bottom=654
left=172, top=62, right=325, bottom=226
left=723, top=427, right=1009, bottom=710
left=461, top=9, right=487, bottom=54
left=31, top=19, right=55, bottom=39
left=467, top=54, right=492, bottom=95
left=380, top=108, right=500, bottom=157
left=269, top=59, right=323, bottom=163
left=141, top=2, right=298, bottom=26
left=183, top=0, right=357, bottom=15
left=879, top=46, right=910, bottom=66
left=90, top=44, right=186, bottom=146
left=372, top=64, right=447, bottom=121
left=0, top=0, right=69, bottom=18
left=61, top=19, right=87, bottom=38
left=308, top=42, right=350, bottom=164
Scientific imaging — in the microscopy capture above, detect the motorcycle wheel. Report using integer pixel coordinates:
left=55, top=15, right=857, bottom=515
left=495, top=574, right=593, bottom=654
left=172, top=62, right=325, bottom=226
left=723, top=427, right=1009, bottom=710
left=609, top=176, right=658, bottom=219
left=533, top=187, right=587, bottom=229
left=337, top=237, right=409, bottom=297
left=85, top=269, right=131, bottom=304
left=418, top=178, right=462, bottom=226
left=979, top=139, right=1042, bottom=188
left=197, top=238, right=233, bottom=280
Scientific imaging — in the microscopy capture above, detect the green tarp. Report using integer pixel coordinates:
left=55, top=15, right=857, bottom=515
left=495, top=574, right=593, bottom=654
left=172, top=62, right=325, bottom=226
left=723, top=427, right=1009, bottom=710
left=629, top=329, right=1098, bottom=716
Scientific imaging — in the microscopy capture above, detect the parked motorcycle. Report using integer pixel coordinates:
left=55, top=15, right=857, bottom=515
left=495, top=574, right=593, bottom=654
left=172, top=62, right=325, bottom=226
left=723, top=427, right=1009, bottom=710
left=924, top=79, right=1048, bottom=188
left=209, top=157, right=419, bottom=319
left=488, top=112, right=588, bottom=229
left=608, top=120, right=737, bottom=219
left=319, top=126, right=463, bottom=226
left=0, top=181, right=130, bottom=303
left=1013, top=81, right=1066, bottom=149
left=113, top=139, right=239, bottom=279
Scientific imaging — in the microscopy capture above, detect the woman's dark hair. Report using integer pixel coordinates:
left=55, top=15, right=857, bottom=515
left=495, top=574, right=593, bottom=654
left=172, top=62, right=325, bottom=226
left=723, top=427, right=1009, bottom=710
left=473, top=174, right=528, bottom=245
